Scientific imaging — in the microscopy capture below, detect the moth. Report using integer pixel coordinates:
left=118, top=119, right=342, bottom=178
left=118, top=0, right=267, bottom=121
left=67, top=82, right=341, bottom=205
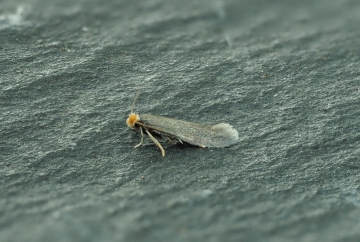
left=126, top=93, right=239, bottom=156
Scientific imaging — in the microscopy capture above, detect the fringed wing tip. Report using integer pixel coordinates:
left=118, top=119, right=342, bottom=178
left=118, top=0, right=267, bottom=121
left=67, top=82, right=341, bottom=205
left=210, top=123, right=239, bottom=146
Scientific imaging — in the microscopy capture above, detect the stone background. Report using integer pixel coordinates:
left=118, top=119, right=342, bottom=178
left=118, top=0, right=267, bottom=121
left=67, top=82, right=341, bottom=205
left=1, top=0, right=360, bottom=241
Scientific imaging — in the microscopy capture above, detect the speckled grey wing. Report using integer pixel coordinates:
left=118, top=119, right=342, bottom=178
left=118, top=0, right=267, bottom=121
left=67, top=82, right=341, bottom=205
left=139, top=114, right=239, bottom=147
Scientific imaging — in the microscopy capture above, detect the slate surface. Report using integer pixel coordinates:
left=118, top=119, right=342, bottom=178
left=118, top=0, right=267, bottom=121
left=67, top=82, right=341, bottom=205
left=1, top=0, right=360, bottom=241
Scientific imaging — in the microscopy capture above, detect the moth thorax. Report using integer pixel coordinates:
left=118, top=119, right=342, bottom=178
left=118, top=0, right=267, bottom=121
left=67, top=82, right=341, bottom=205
left=126, top=113, right=140, bottom=128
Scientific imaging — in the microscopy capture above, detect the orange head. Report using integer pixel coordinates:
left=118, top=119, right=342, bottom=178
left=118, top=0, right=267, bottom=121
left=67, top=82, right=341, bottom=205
left=126, top=113, right=140, bottom=128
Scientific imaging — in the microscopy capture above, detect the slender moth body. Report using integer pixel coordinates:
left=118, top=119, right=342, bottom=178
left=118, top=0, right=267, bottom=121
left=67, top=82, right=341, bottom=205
left=126, top=95, right=239, bottom=156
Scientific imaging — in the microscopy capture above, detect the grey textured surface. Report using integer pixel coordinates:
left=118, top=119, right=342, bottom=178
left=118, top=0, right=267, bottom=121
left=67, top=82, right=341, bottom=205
left=1, top=0, right=360, bottom=241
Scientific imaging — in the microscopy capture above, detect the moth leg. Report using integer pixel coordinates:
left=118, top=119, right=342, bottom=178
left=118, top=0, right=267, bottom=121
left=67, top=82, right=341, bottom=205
left=167, top=136, right=183, bottom=145
left=166, top=136, right=176, bottom=143
left=134, top=126, right=144, bottom=148
left=145, top=130, right=165, bottom=157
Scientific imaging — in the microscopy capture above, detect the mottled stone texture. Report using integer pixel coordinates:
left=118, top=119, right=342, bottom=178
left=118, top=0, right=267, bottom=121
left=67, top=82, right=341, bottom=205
left=1, top=0, right=360, bottom=241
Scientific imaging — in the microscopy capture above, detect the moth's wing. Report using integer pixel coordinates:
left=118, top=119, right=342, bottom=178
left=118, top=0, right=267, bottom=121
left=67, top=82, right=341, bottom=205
left=206, top=122, right=239, bottom=147
left=139, top=114, right=238, bottom=147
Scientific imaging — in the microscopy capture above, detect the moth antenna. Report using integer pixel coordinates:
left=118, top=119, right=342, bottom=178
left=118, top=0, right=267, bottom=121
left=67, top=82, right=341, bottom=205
left=131, top=89, right=141, bottom=113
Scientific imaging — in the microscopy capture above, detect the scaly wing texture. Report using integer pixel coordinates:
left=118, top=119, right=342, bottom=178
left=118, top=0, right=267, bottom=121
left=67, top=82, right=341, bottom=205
left=139, top=114, right=238, bottom=147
